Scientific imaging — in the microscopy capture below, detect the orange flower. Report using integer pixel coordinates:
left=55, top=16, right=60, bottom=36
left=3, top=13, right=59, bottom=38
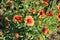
left=58, top=5, right=60, bottom=12
left=14, top=33, right=20, bottom=39
left=57, top=13, right=60, bottom=21
left=38, top=10, right=45, bottom=18
left=25, top=16, right=34, bottom=26
left=13, top=15, right=22, bottom=22
left=42, top=1, right=48, bottom=6
left=42, top=27, right=48, bottom=35
left=30, top=8, right=35, bottom=13
left=47, top=11, right=53, bottom=16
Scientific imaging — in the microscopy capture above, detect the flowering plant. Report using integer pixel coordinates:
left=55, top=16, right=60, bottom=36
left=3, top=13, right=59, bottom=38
left=0, top=0, right=60, bottom=40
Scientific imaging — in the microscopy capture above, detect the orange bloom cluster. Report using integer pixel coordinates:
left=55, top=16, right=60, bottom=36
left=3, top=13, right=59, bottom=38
left=13, top=15, right=34, bottom=26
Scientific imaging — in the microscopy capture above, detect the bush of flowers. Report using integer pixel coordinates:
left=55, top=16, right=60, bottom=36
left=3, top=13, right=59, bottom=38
left=0, top=0, right=60, bottom=40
